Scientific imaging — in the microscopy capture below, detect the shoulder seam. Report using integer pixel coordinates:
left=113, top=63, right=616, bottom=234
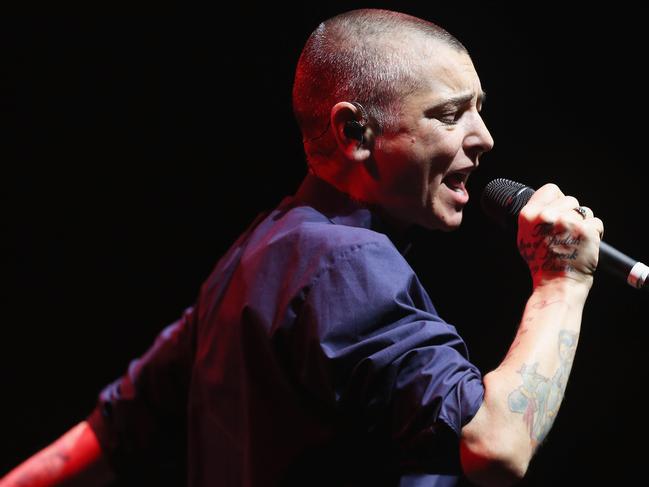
left=310, top=239, right=397, bottom=288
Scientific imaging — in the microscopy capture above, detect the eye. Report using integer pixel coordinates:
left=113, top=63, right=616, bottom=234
left=437, top=110, right=461, bottom=125
left=424, top=104, right=468, bottom=126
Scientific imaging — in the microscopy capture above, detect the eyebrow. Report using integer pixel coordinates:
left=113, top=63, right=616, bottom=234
left=428, top=90, right=487, bottom=110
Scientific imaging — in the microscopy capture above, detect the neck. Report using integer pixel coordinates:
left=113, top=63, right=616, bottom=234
left=307, top=171, right=414, bottom=236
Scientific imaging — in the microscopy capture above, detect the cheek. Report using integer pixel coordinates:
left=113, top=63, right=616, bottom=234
left=425, top=142, right=463, bottom=184
left=418, top=121, right=463, bottom=153
left=427, top=128, right=464, bottom=158
left=376, top=138, right=426, bottom=185
left=376, top=129, right=463, bottom=198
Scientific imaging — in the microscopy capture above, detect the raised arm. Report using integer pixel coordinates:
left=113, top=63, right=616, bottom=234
left=0, top=421, right=114, bottom=487
left=460, top=184, right=604, bottom=486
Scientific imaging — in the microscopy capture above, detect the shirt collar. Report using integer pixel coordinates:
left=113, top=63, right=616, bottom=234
left=285, top=173, right=414, bottom=255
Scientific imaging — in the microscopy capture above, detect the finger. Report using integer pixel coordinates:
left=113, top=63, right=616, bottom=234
left=572, top=205, right=594, bottom=220
left=590, top=216, right=604, bottom=240
left=544, top=195, right=581, bottom=214
left=520, top=183, right=563, bottom=218
left=526, top=183, right=563, bottom=208
left=537, top=195, right=580, bottom=224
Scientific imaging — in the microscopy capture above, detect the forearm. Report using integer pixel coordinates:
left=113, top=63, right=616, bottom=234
left=0, top=421, right=114, bottom=487
left=461, top=281, right=589, bottom=485
left=461, top=184, right=603, bottom=485
left=491, top=281, right=587, bottom=443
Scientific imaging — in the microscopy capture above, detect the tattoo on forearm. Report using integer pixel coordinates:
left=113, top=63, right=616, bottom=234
left=507, top=330, right=578, bottom=445
left=531, top=299, right=563, bottom=309
left=503, top=303, right=563, bottom=362
left=506, top=328, right=528, bottom=357
left=518, top=222, right=582, bottom=274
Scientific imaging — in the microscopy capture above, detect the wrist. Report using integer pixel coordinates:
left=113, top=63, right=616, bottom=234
left=531, top=277, right=591, bottom=301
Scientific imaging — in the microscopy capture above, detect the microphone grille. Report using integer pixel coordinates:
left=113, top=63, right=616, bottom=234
left=481, top=178, right=535, bottom=231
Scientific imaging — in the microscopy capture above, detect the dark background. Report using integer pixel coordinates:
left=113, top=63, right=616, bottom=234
left=2, top=3, right=648, bottom=485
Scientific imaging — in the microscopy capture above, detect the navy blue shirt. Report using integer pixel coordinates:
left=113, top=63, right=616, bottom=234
left=89, top=174, right=485, bottom=486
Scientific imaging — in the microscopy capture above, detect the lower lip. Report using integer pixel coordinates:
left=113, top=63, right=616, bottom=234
left=443, top=181, right=469, bottom=205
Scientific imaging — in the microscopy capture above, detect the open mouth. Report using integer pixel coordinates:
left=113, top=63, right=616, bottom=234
left=443, top=172, right=469, bottom=194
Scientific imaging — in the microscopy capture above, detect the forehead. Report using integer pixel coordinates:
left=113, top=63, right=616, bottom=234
left=412, top=41, right=482, bottom=103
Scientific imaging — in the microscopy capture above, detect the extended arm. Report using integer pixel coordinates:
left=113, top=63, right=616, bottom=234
left=2, top=305, right=197, bottom=486
left=460, top=184, right=604, bottom=486
left=0, top=421, right=114, bottom=487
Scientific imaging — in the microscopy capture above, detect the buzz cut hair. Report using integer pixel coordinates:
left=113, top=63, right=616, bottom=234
left=292, top=8, right=466, bottom=140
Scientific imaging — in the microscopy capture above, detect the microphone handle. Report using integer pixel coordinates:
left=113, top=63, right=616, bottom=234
left=599, top=241, right=649, bottom=290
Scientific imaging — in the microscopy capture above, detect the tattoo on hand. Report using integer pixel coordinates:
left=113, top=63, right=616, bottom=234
left=507, top=330, right=578, bottom=446
left=518, top=223, right=582, bottom=275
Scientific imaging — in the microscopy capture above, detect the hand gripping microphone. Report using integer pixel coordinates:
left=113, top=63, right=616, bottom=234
left=481, top=178, right=649, bottom=291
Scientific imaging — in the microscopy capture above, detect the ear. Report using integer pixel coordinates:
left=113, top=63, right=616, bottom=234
left=331, top=102, right=373, bottom=162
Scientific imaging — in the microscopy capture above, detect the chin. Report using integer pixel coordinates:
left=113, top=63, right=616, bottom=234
left=431, top=211, right=463, bottom=232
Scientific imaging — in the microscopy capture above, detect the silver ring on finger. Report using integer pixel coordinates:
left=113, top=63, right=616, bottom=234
left=573, top=206, right=588, bottom=219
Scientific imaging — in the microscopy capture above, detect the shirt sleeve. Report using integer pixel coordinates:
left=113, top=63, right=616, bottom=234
left=296, top=238, right=484, bottom=470
left=87, top=305, right=196, bottom=475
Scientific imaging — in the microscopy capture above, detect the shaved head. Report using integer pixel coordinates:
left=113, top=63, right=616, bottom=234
left=292, top=8, right=467, bottom=145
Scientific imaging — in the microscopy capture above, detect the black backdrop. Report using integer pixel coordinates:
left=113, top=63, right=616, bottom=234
left=3, top=3, right=648, bottom=486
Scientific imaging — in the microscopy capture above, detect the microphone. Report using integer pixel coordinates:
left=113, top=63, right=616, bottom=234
left=481, top=178, right=649, bottom=291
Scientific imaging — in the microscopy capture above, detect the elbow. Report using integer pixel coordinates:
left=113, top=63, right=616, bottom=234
left=460, top=435, right=531, bottom=487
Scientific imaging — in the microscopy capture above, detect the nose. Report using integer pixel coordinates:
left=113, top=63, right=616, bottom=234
left=464, top=111, right=494, bottom=162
